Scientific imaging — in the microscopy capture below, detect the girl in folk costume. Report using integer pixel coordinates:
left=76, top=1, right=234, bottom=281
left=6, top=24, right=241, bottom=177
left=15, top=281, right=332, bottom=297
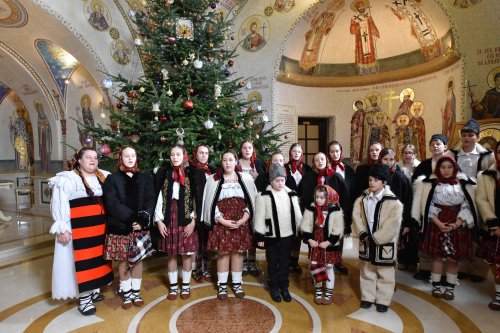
left=254, top=163, right=302, bottom=303
left=352, top=164, right=403, bottom=313
left=201, top=150, right=258, bottom=300
left=327, top=140, right=355, bottom=274
left=378, top=148, right=416, bottom=271
left=49, top=148, right=114, bottom=315
left=301, top=185, right=344, bottom=305
left=154, top=145, right=199, bottom=300
left=354, top=141, right=383, bottom=199
left=475, top=141, right=500, bottom=311
left=236, top=140, right=265, bottom=276
left=396, top=144, right=421, bottom=181
left=103, top=146, right=156, bottom=309
left=284, top=143, right=312, bottom=192
left=412, top=155, right=477, bottom=301
left=189, top=144, right=218, bottom=283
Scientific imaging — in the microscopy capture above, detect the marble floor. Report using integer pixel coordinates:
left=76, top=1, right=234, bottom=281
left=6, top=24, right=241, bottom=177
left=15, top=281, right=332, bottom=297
left=0, top=205, right=499, bottom=333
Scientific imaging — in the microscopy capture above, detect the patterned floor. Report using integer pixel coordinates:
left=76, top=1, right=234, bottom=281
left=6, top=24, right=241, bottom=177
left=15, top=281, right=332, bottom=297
left=0, top=206, right=499, bottom=332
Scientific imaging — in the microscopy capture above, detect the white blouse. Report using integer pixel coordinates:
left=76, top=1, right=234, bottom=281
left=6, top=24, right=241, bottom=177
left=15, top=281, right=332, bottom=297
left=429, top=183, right=474, bottom=228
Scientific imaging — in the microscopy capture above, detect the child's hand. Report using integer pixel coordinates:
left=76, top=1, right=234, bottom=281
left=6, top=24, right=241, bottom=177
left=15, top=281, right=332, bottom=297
left=319, top=241, right=331, bottom=249
left=257, top=241, right=264, bottom=248
left=308, top=239, right=319, bottom=248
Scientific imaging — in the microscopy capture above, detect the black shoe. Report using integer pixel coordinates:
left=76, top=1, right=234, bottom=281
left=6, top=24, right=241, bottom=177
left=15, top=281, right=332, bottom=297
left=91, top=292, right=105, bottom=302
left=360, top=301, right=373, bottom=309
left=376, top=304, right=389, bottom=313
left=458, top=272, right=469, bottom=280
left=335, top=263, right=348, bottom=274
left=413, top=270, right=431, bottom=281
left=281, top=288, right=292, bottom=302
left=469, top=274, right=485, bottom=283
left=270, top=289, right=282, bottom=302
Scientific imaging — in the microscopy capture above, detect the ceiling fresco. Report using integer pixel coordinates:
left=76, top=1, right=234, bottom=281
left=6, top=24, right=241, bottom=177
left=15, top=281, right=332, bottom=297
left=0, top=0, right=28, bottom=28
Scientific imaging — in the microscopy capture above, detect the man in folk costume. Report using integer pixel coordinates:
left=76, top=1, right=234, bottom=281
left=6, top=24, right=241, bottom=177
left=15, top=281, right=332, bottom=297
left=352, top=164, right=403, bottom=313
left=350, top=0, right=380, bottom=75
left=49, top=148, right=114, bottom=315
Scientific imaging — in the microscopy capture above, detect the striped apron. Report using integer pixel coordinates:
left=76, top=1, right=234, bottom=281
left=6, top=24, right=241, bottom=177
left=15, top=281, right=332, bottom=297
left=70, top=196, right=114, bottom=293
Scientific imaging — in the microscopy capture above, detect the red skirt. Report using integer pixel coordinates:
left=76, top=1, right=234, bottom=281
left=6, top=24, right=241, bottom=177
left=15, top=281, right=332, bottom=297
left=157, top=199, right=199, bottom=256
left=207, top=197, right=253, bottom=253
left=420, top=204, right=472, bottom=261
left=104, top=233, right=133, bottom=261
left=476, top=235, right=500, bottom=265
left=309, top=225, right=341, bottom=265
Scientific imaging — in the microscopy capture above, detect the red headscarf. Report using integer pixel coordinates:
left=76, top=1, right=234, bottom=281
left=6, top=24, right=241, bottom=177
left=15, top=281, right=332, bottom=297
left=190, top=144, right=212, bottom=175
left=171, top=146, right=188, bottom=186
left=328, top=142, right=345, bottom=172
left=118, top=146, right=138, bottom=173
left=289, top=144, right=304, bottom=174
left=434, top=155, right=458, bottom=185
left=314, top=185, right=340, bottom=226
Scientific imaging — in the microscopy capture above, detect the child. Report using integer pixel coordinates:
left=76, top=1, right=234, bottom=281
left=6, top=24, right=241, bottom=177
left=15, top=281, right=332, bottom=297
left=412, top=156, right=476, bottom=301
left=255, top=163, right=302, bottom=302
left=301, top=185, right=344, bottom=305
left=352, top=164, right=403, bottom=312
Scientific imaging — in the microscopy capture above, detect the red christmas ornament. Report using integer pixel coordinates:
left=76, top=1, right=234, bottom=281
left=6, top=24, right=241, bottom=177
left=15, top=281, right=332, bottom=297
left=199, top=133, right=206, bottom=139
left=160, top=136, right=167, bottom=142
left=99, top=144, right=111, bottom=155
left=228, top=60, right=234, bottom=67
left=128, top=90, right=138, bottom=98
left=144, top=54, right=153, bottom=62
left=188, top=87, right=195, bottom=95
left=182, top=99, right=194, bottom=110
left=232, top=123, right=238, bottom=129
left=207, top=56, right=213, bottom=62
left=116, top=103, right=123, bottom=110
left=167, top=36, right=176, bottom=45
left=159, top=114, right=168, bottom=122
left=207, top=28, right=213, bottom=34
left=239, top=81, right=245, bottom=87
left=210, top=2, right=217, bottom=9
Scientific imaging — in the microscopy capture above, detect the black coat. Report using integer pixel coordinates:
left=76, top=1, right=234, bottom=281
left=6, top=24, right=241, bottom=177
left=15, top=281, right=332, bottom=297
left=104, top=171, right=156, bottom=235
left=298, top=170, right=352, bottom=227
left=354, top=164, right=371, bottom=200
left=284, top=162, right=312, bottom=192
left=244, top=159, right=267, bottom=192
left=387, top=167, right=413, bottom=228
left=412, top=158, right=432, bottom=183
left=338, top=163, right=356, bottom=203
left=189, top=164, right=217, bottom=221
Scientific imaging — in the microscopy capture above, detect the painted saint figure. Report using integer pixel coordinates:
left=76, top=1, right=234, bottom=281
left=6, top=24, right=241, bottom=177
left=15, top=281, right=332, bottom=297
left=88, top=0, right=109, bottom=31
left=9, top=107, right=33, bottom=170
left=350, top=0, right=380, bottom=75
left=442, top=80, right=456, bottom=139
left=35, top=101, right=52, bottom=173
left=242, top=21, right=266, bottom=52
left=363, top=92, right=382, bottom=157
left=394, top=115, right=411, bottom=162
left=370, top=111, right=391, bottom=149
left=409, top=102, right=426, bottom=161
left=350, top=100, right=365, bottom=163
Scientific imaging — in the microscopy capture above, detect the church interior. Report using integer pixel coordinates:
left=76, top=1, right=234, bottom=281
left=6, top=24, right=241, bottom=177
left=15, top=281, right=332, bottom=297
left=1, top=0, right=500, bottom=332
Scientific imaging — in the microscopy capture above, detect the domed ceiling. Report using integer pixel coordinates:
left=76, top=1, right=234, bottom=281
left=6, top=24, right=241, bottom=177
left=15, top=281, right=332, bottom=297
left=281, top=0, right=457, bottom=82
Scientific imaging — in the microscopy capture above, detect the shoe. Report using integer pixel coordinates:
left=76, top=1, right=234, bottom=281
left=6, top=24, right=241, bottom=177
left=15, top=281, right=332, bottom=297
left=202, top=269, right=213, bottom=282
left=289, top=264, right=302, bottom=275
left=413, top=270, right=431, bottom=281
left=193, top=270, right=204, bottom=283
left=233, top=282, right=245, bottom=298
left=314, top=287, right=323, bottom=305
left=91, top=292, right=105, bottom=302
left=469, top=275, right=485, bottom=283
left=431, top=282, right=443, bottom=299
left=281, top=288, right=292, bottom=302
left=242, top=261, right=249, bottom=276
left=167, top=286, right=178, bottom=301
left=78, top=294, right=96, bottom=316
left=322, top=288, right=333, bottom=305
left=335, top=263, right=348, bottom=274
left=442, top=283, right=455, bottom=301
left=458, top=272, right=469, bottom=280
left=131, top=290, right=144, bottom=307
left=180, top=283, right=191, bottom=300
left=360, top=301, right=373, bottom=309
left=376, top=304, right=389, bottom=312
left=270, top=289, right=282, bottom=302
left=217, top=283, right=228, bottom=300
left=488, top=294, right=500, bottom=311
left=248, top=263, right=259, bottom=276
left=121, top=290, right=133, bottom=310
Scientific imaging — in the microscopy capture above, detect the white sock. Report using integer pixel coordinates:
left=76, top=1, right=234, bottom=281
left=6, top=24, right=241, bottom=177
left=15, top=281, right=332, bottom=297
left=168, top=271, right=178, bottom=286
left=326, top=264, right=335, bottom=289
left=218, top=271, right=229, bottom=284
left=120, top=278, right=132, bottom=292
left=182, top=270, right=192, bottom=284
left=131, top=278, right=142, bottom=291
left=431, top=272, right=441, bottom=283
left=446, top=273, right=458, bottom=285
left=232, top=271, right=243, bottom=284
left=494, top=284, right=500, bottom=300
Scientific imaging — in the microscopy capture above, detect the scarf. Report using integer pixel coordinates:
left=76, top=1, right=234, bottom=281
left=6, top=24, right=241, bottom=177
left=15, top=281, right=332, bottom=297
left=213, top=167, right=225, bottom=181
left=172, top=165, right=185, bottom=186
left=315, top=202, right=328, bottom=226
left=118, top=157, right=138, bottom=173
left=329, top=155, right=345, bottom=172
left=317, top=167, right=334, bottom=186
left=73, top=169, right=106, bottom=198
left=434, top=155, right=458, bottom=185
left=189, top=160, right=212, bottom=176
left=314, top=185, right=339, bottom=226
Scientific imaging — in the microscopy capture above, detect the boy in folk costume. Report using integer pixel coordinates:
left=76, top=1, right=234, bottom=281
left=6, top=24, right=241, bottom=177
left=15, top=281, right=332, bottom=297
left=352, top=164, right=403, bottom=313
left=254, top=163, right=303, bottom=302
left=301, top=185, right=344, bottom=305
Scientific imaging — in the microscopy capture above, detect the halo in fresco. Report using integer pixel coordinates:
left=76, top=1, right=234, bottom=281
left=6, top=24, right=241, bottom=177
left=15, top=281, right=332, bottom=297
left=399, top=88, right=415, bottom=102
left=487, top=66, right=500, bottom=88
left=239, top=15, right=270, bottom=52
left=0, top=0, right=28, bottom=28
left=110, top=39, right=132, bottom=65
left=450, top=0, right=482, bottom=9
left=84, top=0, right=111, bottom=31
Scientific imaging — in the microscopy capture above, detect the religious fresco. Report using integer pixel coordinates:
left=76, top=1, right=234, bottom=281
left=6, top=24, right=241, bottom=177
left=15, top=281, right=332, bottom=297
left=239, top=15, right=270, bottom=52
left=35, top=39, right=80, bottom=101
left=300, top=0, right=344, bottom=71
left=472, top=66, right=500, bottom=120
left=442, top=77, right=456, bottom=139
left=350, top=99, right=365, bottom=163
left=0, top=0, right=28, bottom=28
left=274, top=0, right=295, bottom=13
left=246, top=91, right=263, bottom=134
left=350, top=0, right=380, bottom=75
left=75, top=94, right=96, bottom=148
left=8, top=95, right=34, bottom=170
left=84, top=0, right=111, bottom=31
left=451, top=0, right=482, bottom=8
left=110, top=39, right=132, bottom=65
left=0, top=80, right=11, bottom=104
left=34, top=100, right=52, bottom=173
left=387, top=0, right=442, bottom=61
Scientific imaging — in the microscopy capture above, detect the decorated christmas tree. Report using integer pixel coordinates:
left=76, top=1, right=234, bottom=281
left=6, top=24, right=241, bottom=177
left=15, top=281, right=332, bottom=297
left=86, top=0, right=282, bottom=170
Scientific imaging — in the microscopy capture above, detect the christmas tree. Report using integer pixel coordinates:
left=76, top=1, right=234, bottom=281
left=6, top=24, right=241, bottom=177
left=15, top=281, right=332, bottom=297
left=86, top=0, right=282, bottom=170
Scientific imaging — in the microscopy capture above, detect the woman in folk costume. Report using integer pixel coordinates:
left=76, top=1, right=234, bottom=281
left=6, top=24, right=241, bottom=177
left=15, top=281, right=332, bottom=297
left=154, top=144, right=198, bottom=300
left=301, top=185, right=344, bottom=305
left=202, top=150, right=258, bottom=300
left=189, top=144, right=218, bottom=283
left=49, top=148, right=114, bottom=315
left=475, top=141, right=500, bottom=311
left=284, top=143, right=312, bottom=274
left=352, top=164, right=403, bottom=313
left=103, top=146, right=156, bottom=309
left=236, top=140, right=265, bottom=276
left=412, top=155, right=477, bottom=301
left=284, top=143, right=312, bottom=192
